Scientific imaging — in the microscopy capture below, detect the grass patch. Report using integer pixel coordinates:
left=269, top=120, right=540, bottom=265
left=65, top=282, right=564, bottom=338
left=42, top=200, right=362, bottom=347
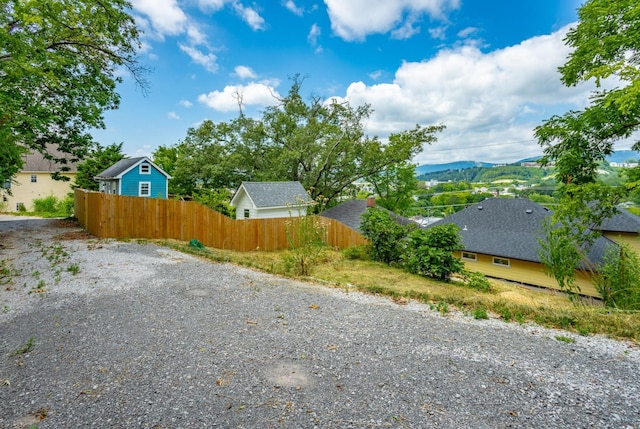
left=155, top=240, right=640, bottom=341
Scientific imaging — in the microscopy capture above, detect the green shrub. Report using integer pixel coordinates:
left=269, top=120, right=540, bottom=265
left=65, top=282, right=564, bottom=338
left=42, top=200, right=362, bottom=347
left=461, top=270, right=491, bottom=292
left=473, top=307, right=489, bottom=320
left=32, top=194, right=59, bottom=213
left=60, top=194, right=75, bottom=217
left=402, top=224, right=464, bottom=281
left=595, top=242, right=640, bottom=310
left=283, top=215, right=328, bottom=276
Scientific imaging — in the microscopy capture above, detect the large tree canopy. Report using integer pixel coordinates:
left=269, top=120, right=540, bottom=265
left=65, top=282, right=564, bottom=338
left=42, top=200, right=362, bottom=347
left=73, top=142, right=125, bottom=191
left=0, top=0, right=144, bottom=183
left=535, top=0, right=640, bottom=183
left=168, top=78, right=445, bottom=208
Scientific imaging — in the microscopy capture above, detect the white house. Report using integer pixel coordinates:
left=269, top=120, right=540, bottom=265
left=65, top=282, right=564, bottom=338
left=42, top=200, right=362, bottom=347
left=230, top=181, right=313, bottom=220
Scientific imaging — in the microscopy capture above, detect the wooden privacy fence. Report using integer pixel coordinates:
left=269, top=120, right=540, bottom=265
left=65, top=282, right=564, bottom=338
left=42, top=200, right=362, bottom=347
left=74, top=190, right=367, bottom=251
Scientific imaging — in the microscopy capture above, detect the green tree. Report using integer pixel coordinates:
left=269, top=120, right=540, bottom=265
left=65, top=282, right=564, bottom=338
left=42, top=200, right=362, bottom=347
left=367, top=161, right=418, bottom=215
left=595, top=242, right=640, bottom=310
left=535, top=0, right=640, bottom=184
left=0, top=0, right=145, bottom=184
left=73, top=143, right=125, bottom=191
left=168, top=77, right=445, bottom=208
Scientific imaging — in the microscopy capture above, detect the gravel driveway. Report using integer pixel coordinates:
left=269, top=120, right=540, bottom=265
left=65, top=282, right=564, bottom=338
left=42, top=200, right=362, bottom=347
left=0, top=218, right=639, bottom=428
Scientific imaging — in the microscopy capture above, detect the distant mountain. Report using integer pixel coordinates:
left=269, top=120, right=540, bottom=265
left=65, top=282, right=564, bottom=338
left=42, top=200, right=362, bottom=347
left=415, top=151, right=638, bottom=176
left=415, top=161, right=494, bottom=175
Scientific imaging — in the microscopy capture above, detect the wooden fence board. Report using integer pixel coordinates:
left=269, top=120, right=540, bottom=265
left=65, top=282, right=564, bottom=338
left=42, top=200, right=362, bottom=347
left=74, top=190, right=367, bottom=251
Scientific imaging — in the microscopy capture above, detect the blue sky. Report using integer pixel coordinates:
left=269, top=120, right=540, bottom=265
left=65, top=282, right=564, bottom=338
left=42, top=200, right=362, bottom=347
left=92, top=0, right=603, bottom=166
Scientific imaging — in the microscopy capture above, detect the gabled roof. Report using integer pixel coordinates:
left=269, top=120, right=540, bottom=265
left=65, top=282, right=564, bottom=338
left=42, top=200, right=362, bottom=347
left=600, top=207, right=640, bottom=233
left=95, top=156, right=171, bottom=180
left=428, top=198, right=614, bottom=266
left=319, top=199, right=415, bottom=233
left=22, top=148, right=78, bottom=173
left=230, top=181, right=312, bottom=209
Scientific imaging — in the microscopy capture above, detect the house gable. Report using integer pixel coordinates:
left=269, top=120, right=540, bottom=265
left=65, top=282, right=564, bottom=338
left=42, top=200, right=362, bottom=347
left=95, top=157, right=171, bottom=199
left=230, top=181, right=311, bottom=219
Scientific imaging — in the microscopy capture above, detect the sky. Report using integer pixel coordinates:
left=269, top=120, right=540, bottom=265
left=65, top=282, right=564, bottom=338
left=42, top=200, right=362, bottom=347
left=90, top=0, right=611, bottom=166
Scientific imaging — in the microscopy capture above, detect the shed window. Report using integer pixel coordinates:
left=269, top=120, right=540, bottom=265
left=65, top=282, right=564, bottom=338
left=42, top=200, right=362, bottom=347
left=140, top=164, right=151, bottom=174
left=30, top=174, right=37, bottom=183
left=244, top=209, right=250, bottom=219
left=492, top=257, right=510, bottom=267
left=139, top=182, right=151, bottom=197
left=461, top=252, right=477, bottom=262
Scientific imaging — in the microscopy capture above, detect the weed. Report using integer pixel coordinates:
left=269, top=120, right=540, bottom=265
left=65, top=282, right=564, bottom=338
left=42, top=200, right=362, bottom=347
left=0, top=260, right=20, bottom=285
left=436, top=302, right=449, bottom=315
left=500, top=308, right=513, bottom=322
left=67, top=264, right=80, bottom=275
left=473, top=307, right=489, bottom=320
left=514, top=313, right=525, bottom=324
left=2, top=305, right=8, bottom=313
left=9, top=337, right=35, bottom=356
left=555, top=335, right=576, bottom=344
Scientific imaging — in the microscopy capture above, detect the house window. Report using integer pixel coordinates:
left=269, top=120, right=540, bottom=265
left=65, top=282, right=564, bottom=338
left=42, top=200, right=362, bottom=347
left=461, top=252, right=477, bottom=262
left=139, top=163, right=151, bottom=174
left=2, top=180, right=10, bottom=189
left=139, top=182, right=151, bottom=197
left=244, top=209, right=250, bottom=219
left=492, top=257, right=510, bottom=267
left=30, top=174, right=37, bottom=183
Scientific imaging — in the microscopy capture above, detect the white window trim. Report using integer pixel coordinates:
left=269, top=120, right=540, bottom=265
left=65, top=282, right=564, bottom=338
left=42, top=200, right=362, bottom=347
left=139, top=164, right=151, bottom=174
left=461, top=252, right=477, bottom=262
left=139, top=181, right=151, bottom=197
left=30, top=174, right=37, bottom=183
left=492, top=257, right=510, bottom=267
left=243, top=208, right=250, bottom=219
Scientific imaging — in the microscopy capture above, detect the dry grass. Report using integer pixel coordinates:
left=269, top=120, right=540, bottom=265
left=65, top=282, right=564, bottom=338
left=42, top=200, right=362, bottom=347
left=160, top=240, right=640, bottom=342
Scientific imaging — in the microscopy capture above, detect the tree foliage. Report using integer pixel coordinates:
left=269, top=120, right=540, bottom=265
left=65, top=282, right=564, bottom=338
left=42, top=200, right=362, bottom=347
left=595, top=242, right=640, bottom=310
left=367, top=161, right=418, bottom=215
left=73, top=142, right=125, bottom=191
left=167, top=77, right=445, bottom=208
left=535, top=0, right=640, bottom=184
left=0, top=0, right=145, bottom=183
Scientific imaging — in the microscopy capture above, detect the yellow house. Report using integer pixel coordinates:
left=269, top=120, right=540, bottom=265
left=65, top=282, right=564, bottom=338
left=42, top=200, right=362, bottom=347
left=428, top=198, right=618, bottom=298
left=2, top=149, right=77, bottom=212
left=600, top=209, right=640, bottom=255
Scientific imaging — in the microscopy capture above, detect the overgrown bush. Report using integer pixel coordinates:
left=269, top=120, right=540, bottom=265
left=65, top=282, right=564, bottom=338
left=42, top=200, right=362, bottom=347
left=194, top=188, right=235, bottom=217
left=402, top=224, right=464, bottom=281
left=283, top=215, right=328, bottom=276
left=360, top=208, right=409, bottom=265
left=595, top=243, right=640, bottom=310
left=32, top=194, right=59, bottom=213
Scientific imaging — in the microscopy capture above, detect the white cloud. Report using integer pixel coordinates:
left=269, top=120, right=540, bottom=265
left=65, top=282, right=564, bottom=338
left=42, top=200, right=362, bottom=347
left=131, top=0, right=188, bottom=37
left=331, top=24, right=599, bottom=164
left=457, top=26, right=477, bottom=38
left=198, top=82, right=280, bottom=112
left=168, top=112, right=181, bottom=120
left=233, top=2, right=266, bottom=30
left=324, top=0, right=460, bottom=41
left=369, top=70, right=383, bottom=80
left=234, top=65, right=257, bottom=79
left=391, top=20, right=420, bottom=40
left=197, top=0, right=227, bottom=12
left=283, top=0, right=304, bottom=16
left=179, top=44, right=219, bottom=73
left=179, top=99, right=193, bottom=108
left=308, top=23, right=321, bottom=46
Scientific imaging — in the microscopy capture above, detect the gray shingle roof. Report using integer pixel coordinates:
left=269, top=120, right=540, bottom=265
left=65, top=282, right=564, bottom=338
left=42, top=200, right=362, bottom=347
left=22, top=148, right=78, bottom=173
left=600, top=208, right=640, bottom=233
left=428, top=198, right=614, bottom=266
left=320, top=199, right=415, bottom=233
left=236, top=181, right=311, bottom=208
left=95, top=157, right=146, bottom=179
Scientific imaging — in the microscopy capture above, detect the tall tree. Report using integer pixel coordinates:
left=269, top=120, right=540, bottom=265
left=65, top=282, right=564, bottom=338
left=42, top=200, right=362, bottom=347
left=0, top=0, right=145, bottom=183
left=170, top=77, right=445, bottom=208
left=73, top=142, right=125, bottom=191
left=534, top=0, right=639, bottom=295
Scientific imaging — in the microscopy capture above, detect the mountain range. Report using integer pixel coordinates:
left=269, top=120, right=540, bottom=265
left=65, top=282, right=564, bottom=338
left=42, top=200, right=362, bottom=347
left=416, top=150, right=640, bottom=175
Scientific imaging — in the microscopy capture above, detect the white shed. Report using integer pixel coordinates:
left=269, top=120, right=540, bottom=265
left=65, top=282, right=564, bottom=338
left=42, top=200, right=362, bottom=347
left=230, top=181, right=313, bottom=220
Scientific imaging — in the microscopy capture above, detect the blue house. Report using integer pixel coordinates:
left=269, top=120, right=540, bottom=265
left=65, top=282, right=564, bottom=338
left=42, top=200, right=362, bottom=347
left=95, top=156, right=171, bottom=199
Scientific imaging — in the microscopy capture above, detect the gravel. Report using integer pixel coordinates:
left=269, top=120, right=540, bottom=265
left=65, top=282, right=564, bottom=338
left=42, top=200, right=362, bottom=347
left=0, top=218, right=639, bottom=428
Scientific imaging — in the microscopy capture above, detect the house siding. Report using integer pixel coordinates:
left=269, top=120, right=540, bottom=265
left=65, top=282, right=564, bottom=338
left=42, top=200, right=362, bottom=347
left=120, top=164, right=167, bottom=198
left=3, top=172, right=75, bottom=212
left=457, top=251, right=599, bottom=297
left=233, top=188, right=305, bottom=219
left=604, top=232, right=640, bottom=256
